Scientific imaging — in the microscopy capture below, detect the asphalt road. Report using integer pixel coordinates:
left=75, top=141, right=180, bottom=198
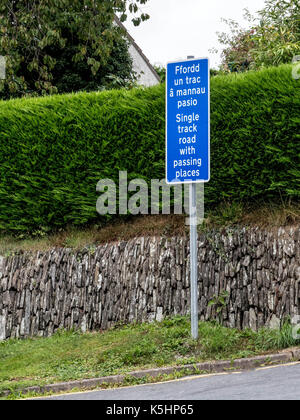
left=41, top=362, right=300, bottom=400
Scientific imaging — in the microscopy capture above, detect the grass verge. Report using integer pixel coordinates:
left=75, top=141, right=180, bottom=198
left=0, top=316, right=299, bottom=399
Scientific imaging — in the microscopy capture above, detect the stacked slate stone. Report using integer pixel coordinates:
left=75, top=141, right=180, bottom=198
left=0, top=227, right=299, bottom=340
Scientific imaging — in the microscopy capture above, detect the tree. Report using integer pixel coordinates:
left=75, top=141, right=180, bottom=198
left=216, top=17, right=256, bottom=72
left=252, top=0, right=300, bottom=68
left=153, top=65, right=165, bottom=83
left=217, top=0, right=300, bottom=72
left=41, top=27, right=135, bottom=95
left=0, top=0, right=150, bottom=98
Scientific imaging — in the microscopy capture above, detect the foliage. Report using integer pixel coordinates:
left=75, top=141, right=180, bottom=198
left=255, top=319, right=300, bottom=350
left=210, top=68, right=220, bottom=77
left=0, top=0, right=149, bottom=98
left=218, top=0, right=300, bottom=71
left=0, top=64, right=299, bottom=234
left=209, top=65, right=299, bottom=204
left=217, top=16, right=256, bottom=72
left=45, top=34, right=135, bottom=95
left=208, top=291, right=230, bottom=325
left=154, top=65, right=166, bottom=83
left=253, top=0, right=300, bottom=68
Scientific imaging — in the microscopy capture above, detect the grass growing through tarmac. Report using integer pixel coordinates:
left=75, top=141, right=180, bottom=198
left=0, top=316, right=299, bottom=397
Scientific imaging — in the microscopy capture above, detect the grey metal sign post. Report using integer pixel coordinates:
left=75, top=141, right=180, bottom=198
left=187, top=56, right=198, bottom=340
left=166, top=56, right=210, bottom=340
left=189, top=182, right=198, bottom=339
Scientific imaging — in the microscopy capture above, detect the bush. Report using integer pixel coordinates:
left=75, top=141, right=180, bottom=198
left=0, top=64, right=298, bottom=234
left=209, top=64, right=299, bottom=204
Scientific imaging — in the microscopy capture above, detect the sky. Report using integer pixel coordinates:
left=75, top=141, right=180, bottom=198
left=124, top=0, right=267, bottom=69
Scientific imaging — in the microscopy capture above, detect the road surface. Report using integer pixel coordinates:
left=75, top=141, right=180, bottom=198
left=40, top=362, right=300, bottom=400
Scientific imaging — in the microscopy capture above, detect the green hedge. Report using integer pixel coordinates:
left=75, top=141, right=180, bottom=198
left=0, top=64, right=299, bottom=233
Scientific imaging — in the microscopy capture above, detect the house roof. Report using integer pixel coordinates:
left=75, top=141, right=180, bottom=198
left=114, top=16, right=161, bottom=83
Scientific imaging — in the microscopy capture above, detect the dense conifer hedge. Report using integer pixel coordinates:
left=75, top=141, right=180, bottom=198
left=0, top=64, right=298, bottom=233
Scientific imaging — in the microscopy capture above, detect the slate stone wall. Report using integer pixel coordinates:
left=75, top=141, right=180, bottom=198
left=0, top=226, right=299, bottom=340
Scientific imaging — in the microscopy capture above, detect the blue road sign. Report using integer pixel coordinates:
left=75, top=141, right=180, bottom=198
left=166, top=58, right=210, bottom=184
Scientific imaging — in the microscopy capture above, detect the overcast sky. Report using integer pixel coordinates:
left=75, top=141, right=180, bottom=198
left=124, top=0, right=267, bottom=69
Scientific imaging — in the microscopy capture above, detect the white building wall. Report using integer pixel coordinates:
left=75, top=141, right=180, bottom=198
left=129, top=44, right=160, bottom=87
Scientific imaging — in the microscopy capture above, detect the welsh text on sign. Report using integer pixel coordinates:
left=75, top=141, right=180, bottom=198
left=166, top=58, right=210, bottom=184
